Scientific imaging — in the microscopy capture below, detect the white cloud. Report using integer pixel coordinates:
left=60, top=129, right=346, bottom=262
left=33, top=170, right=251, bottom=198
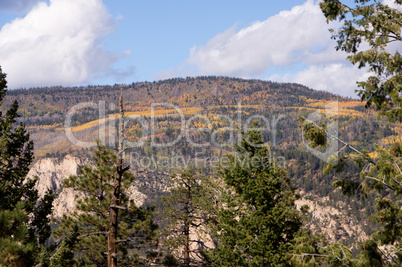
left=163, top=0, right=373, bottom=97
left=185, top=0, right=334, bottom=77
left=269, top=63, right=370, bottom=97
left=0, top=0, right=129, bottom=88
left=383, top=0, right=402, bottom=11
left=180, top=1, right=325, bottom=71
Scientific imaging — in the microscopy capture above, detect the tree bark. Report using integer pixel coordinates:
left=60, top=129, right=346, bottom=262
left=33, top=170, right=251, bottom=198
left=108, top=89, right=125, bottom=267
left=184, top=208, right=190, bottom=266
left=183, top=191, right=190, bottom=267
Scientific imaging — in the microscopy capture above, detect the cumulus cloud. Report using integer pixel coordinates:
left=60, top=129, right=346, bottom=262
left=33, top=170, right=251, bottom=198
left=163, top=0, right=372, bottom=97
left=270, top=63, right=370, bottom=97
left=0, top=0, right=130, bottom=88
left=188, top=0, right=338, bottom=76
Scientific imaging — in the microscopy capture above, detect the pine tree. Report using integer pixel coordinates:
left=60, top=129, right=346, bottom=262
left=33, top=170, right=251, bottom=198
left=0, top=66, right=55, bottom=266
left=299, top=1, right=402, bottom=264
left=161, top=168, right=218, bottom=266
left=209, top=126, right=303, bottom=266
left=54, top=142, right=158, bottom=266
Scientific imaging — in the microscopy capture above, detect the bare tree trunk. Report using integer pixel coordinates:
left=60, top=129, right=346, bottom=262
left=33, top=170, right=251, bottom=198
left=183, top=201, right=190, bottom=266
left=108, top=89, right=125, bottom=267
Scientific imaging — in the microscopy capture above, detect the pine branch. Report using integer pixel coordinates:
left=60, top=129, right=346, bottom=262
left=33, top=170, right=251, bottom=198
left=303, top=118, right=366, bottom=158
left=110, top=205, right=127, bottom=210
left=79, top=231, right=108, bottom=239
left=365, top=176, right=395, bottom=190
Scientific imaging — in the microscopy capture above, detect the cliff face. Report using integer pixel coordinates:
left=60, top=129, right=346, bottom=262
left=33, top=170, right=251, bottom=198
left=29, top=155, right=82, bottom=194
left=28, top=155, right=83, bottom=218
left=295, top=191, right=369, bottom=245
left=28, top=155, right=148, bottom=218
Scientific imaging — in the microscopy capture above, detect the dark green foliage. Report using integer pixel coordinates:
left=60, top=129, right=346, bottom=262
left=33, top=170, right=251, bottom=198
left=0, top=202, right=36, bottom=266
left=39, top=225, right=79, bottom=266
left=32, top=188, right=55, bottom=245
left=358, top=240, right=383, bottom=267
left=209, top=126, right=303, bottom=266
left=0, top=66, right=55, bottom=266
left=54, top=142, right=158, bottom=266
left=162, top=254, right=180, bottom=266
left=371, top=198, right=401, bottom=245
left=298, top=116, right=329, bottom=148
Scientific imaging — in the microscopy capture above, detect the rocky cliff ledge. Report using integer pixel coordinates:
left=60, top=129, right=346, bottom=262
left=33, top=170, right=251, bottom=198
left=27, top=155, right=148, bottom=218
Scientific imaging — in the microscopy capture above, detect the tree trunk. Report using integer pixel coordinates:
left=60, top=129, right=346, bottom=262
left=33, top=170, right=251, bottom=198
left=108, top=89, right=125, bottom=267
left=108, top=159, right=122, bottom=267
left=183, top=202, right=190, bottom=266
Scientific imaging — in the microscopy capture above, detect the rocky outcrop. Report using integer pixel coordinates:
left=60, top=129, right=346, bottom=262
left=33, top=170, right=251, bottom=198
left=28, top=155, right=149, bottom=218
left=295, top=190, right=369, bottom=244
left=28, top=155, right=83, bottom=218
left=29, top=155, right=82, bottom=197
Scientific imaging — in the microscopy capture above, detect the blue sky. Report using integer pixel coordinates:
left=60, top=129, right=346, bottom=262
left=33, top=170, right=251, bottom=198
left=0, top=0, right=384, bottom=96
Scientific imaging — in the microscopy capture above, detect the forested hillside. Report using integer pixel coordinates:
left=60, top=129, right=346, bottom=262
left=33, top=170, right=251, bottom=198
left=1, top=76, right=365, bottom=156
left=2, top=76, right=347, bottom=125
left=2, top=76, right=397, bottom=251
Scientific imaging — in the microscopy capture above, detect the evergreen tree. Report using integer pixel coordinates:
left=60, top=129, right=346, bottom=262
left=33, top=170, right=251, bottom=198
left=54, top=142, right=158, bottom=266
left=209, top=127, right=303, bottom=266
left=161, top=168, right=218, bottom=266
left=0, top=66, right=55, bottom=266
left=299, top=1, right=401, bottom=264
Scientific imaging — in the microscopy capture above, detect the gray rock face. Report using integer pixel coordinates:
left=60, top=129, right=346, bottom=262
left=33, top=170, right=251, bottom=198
left=28, top=155, right=83, bottom=218
left=28, top=155, right=147, bottom=218
left=295, top=190, right=369, bottom=245
left=29, top=155, right=82, bottom=194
